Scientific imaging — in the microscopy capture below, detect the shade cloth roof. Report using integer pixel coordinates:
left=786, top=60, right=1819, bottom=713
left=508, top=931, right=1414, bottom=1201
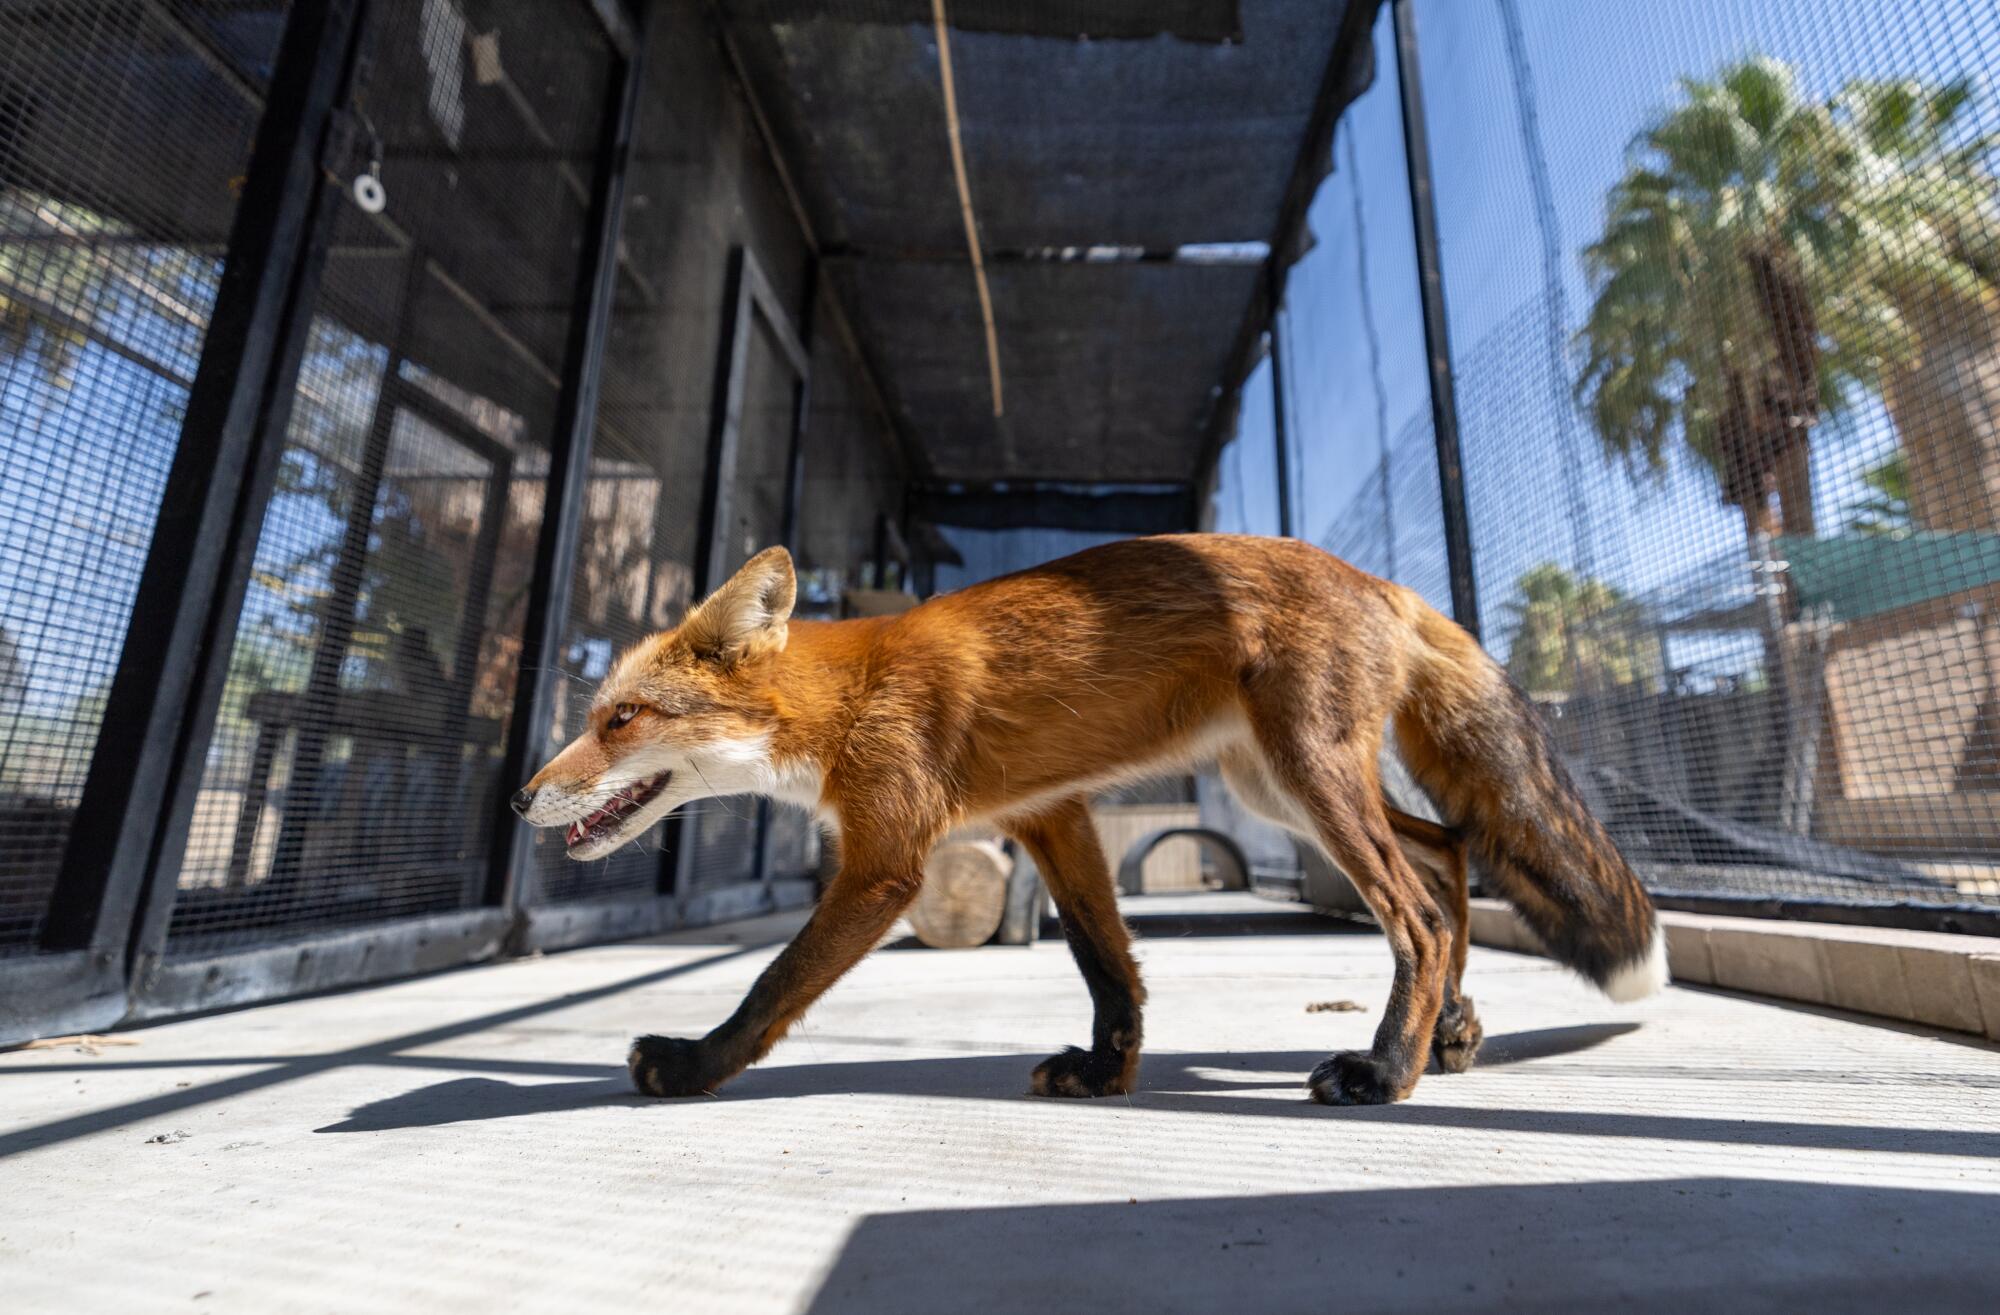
left=719, top=0, right=1384, bottom=489
left=3, top=0, right=1384, bottom=508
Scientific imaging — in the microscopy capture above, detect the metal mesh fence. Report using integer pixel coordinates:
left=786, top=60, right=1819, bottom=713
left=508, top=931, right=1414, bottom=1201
left=1239, top=0, right=2000, bottom=911
left=0, top=1, right=285, bottom=954
left=165, top=0, right=612, bottom=952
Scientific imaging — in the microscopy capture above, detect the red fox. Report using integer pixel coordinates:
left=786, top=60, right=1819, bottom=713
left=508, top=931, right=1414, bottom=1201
left=513, top=534, right=1666, bottom=1106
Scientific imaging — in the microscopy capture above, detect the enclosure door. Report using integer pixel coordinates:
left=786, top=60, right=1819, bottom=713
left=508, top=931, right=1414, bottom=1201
left=156, top=0, right=615, bottom=958
left=683, top=308, right=813, bottom=894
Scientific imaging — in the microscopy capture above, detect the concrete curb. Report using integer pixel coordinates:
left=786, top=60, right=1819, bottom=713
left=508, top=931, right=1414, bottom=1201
left=1466, top=898, right=2000, bottom=1043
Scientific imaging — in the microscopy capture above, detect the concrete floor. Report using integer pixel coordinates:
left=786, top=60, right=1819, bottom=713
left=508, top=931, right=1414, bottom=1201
left=3, top=893, right=1997, bottom=1313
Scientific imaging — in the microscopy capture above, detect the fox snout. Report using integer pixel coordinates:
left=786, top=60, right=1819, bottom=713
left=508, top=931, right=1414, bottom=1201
left=515, top=762, right=681, bottom=860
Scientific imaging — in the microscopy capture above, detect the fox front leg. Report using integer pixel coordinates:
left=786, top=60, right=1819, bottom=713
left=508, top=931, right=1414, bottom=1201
left=1006, top=799, right=1145, bottom=1098
left=629, top=865, right=922, bottom=1097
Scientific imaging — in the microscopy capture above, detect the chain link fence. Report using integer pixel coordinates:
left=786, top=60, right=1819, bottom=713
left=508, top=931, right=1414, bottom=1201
left=1221, top=0, right=2000, bottom=913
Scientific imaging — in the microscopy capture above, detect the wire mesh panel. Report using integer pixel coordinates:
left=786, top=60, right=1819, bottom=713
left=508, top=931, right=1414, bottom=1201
left=527, top=1, right=824, bottom=905
left=1429, top=0, right=2000, bottom=907
left=1247, top=0, right=2000, bottom=911
left=165, top=0, right=612, bottom=953
left=0, top=1, right=287, bottom=953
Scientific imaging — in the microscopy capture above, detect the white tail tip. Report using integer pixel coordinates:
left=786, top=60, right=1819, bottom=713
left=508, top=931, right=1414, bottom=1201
left=1602, top=923, right=1669, bottom=1002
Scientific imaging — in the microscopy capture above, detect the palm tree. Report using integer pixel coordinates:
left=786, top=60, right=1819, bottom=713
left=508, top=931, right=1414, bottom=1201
left=1851, top=81, right=2000, bottom=532
left=1576, top=58, right=1999, bottom=542
left=1577, top=60, right=1999, bottom=833
left=1503, top=562, right=1656, bottom=696
left=1844, top=450, right=1911, bottom=537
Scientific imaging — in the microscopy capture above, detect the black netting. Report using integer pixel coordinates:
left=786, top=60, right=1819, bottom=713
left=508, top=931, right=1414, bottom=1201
left=0, top=1, right=285, bottom=954
left=1216, top=0, right=2000, bottom=911
left=165, top=0, right=611, bottom=952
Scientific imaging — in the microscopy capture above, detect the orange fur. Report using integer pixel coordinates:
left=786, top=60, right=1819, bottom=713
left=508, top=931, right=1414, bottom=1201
left=519, top=534, right=1659, bottom=1105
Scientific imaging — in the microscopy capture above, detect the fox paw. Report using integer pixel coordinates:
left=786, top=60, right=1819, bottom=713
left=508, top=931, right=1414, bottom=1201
left=1308, top=1050, right=1404, bottom=1106
left=1430, top=995, right=1484, bottom=1074
left=1029, top=1045, right=1137, bottom=1098
left=628, top=1035, right=712, bottom=1098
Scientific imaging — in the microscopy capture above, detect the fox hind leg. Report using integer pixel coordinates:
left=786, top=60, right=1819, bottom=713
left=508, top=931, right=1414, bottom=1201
left=1244, top=712, right=1450, bottom=1106
left=1225, top=742, right=1479, bottom=1080
left=1388, top=808, right=1483, bottom=1073
left=1005, top=797, right=1144, bottom=1098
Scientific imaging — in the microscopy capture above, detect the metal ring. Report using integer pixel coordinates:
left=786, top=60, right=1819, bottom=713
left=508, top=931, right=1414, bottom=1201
left=351, top=172, right=386, bottom=215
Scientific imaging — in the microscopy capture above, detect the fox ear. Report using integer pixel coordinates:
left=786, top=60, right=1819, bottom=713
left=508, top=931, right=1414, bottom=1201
left=685, top=546, right=795, bottom=661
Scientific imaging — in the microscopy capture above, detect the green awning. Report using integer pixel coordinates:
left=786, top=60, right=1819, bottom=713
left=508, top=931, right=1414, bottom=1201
left=1778, top=532, right=2000, bottom=622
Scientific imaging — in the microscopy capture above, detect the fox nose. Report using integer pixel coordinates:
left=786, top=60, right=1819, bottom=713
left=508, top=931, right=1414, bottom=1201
left=510, top=787, right=537, bottom=819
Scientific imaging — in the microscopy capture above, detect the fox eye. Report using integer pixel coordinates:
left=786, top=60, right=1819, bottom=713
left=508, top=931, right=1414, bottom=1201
left=607, top=703, right=639, bottom=730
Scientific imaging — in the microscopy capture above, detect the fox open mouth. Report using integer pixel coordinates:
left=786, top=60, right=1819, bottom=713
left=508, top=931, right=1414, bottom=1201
left=566, top=770, right=673, bottom=851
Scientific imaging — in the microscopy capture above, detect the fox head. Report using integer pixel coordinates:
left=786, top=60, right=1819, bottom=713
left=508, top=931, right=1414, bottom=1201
left=512, top=546, right=801, bottom=860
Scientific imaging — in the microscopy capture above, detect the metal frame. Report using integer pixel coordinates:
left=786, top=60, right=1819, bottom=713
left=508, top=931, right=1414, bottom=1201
left=1646, top=892, right=2000, bottom=940
left=1392, top=0, right=1480, bottom=639
left=909, top=482, right=1194, bottom=535
left=126, top=909, right=516, bottom=1023
left=705, top=0, right=930, bottom=488
left=761, top=256, right=819, bottom=884
left=258, top=252, right=435, bottom=903
left=0, top=0, right=371, bottom=1044
left=487, top=7, right=652, bottom=919
left=205, top=379, right=514, bottom=899
left=1187, top=0, right=1381, bottom=518
left=1268, top=303, right=1295, bottom=539
left=778, top=257, right=820, bottom=554
left=666, top=243, right=812, bottom=900
left=690, top=246, right=814, bottom=600
left=0, top=0, right=656, bottom=1041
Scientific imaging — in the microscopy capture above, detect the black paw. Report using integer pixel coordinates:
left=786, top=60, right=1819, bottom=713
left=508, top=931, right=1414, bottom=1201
left=1307, top=1050, right=1404, bottom=1106
left=628, top=1035, right=712, bottom=1097
left=1430, top=995, right=1484, bottom=1074
left=1029, top=1045, right=1137, bottom=1098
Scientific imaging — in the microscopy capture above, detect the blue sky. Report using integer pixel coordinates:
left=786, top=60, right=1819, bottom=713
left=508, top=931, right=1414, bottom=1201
left=1215, top=0, right=2000, bottom=668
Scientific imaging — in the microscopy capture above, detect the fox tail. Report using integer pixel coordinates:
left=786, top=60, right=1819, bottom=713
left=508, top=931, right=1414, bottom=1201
left=1390, top=602, right=1666, bottom=1000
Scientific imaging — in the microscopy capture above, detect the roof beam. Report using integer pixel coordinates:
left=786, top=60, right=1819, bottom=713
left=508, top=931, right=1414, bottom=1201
left=912, top=482, right=1195, bottom=534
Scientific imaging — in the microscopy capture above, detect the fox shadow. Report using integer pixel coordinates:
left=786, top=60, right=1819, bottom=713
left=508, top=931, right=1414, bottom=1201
left=315, top=1026, right=1639, bottom=1133
left=313, top=1020, right=2000, bottom=1160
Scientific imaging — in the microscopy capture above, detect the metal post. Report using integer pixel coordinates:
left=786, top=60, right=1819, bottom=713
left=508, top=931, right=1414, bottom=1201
left=44, top=0, right=369, bottom=965
left=1268, top=309, right=1295, bottom=539
left=1393, top=0, right=1480, bottom=639
left=758, top=258, right=819, bottom=886
left=264, top=251, right=430, bottom=896
left=488, top=12, right=651, bottom=909
left=666, top=249, right=751, bottom=902
left=779, top=257, right=819, bottom=554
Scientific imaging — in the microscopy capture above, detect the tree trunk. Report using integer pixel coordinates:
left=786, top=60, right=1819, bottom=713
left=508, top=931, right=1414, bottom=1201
left=1738, top=509, right=1804, bottom=830
left=1884, top=294, right=2000, bottom=532
left=1774, top=439, right=1815, bottom=537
